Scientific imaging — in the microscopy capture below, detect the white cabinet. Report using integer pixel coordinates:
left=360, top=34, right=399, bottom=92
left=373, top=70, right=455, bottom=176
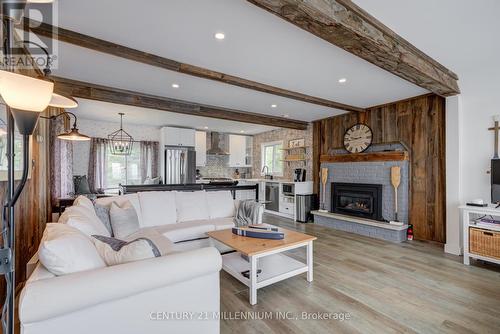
left=195, top=131, right=207, bottom=167
left=229, top=135, right=252, bottom=167
left=161, top=127, right=195, bottom=147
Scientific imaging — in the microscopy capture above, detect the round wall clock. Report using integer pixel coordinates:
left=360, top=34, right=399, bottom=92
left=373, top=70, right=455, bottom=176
left=343, top=124, right=373, bottom=153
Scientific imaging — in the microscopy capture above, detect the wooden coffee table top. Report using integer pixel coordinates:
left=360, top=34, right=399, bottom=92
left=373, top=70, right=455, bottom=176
left=207, top=226, right=316, bottom=256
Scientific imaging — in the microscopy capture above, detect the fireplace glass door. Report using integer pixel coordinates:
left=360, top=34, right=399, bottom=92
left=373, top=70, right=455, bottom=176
left=331, top=183, right=383, bottom=221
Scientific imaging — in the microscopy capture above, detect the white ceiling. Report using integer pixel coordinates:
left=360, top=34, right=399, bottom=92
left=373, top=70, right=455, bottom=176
left=72, top=98, right=276, bottom=135
left=33, top=0, right=432, bottom=131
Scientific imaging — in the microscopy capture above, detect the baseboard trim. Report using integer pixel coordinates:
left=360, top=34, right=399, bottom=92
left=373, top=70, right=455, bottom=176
left=444, top=243, right=463, bottom=255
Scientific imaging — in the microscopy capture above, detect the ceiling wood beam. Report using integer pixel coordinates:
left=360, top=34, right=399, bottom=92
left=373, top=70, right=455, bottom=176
left=22, top=18, right=364, bottom=113
left=52, top=76, right=309, bottom=130
left=247, top=0, right=460, bottom=96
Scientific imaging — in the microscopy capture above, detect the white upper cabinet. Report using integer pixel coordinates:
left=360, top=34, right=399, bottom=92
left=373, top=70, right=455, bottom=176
left=195, top=131, right=207, bottom=167
left=161, top=127, right=195, bottom=147
left=229, top=135, right=252, bottom=167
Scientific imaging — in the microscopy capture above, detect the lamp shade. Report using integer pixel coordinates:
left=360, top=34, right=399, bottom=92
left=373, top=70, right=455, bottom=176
left=0, top=70, right=54, bottom=112
left=57, top=127, right=91, bottom=141
left=49, top=93, right=79, bottom=109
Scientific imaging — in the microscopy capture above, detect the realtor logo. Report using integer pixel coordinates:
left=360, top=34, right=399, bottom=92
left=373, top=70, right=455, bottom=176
left=1, top=0, right=58, bottom=70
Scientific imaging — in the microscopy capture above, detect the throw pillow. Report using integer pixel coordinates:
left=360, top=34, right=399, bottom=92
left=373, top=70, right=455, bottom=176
left=73, top=175, right=91, bottom=195
left=38, top=223, right=106, bottom=276
left=109, top=201, right=140, bottom=239
left=94, top=204, right=113, bottom=236
left=92, top=235, right=161, bottom=266
left=73, top=195, right=95, bottom=212
left=62, top=205, right=111, bottom=237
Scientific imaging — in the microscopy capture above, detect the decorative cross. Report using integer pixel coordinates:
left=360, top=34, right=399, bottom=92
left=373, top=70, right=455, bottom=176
left=488, top=116, right=500, bottom=158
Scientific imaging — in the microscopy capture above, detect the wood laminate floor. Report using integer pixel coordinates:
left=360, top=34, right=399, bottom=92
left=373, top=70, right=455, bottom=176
left=220, top=214, right=500, bottom=334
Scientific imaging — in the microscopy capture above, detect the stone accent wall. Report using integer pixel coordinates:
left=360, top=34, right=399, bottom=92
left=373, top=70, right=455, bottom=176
left=320, top=143, right=409, bottom=223
left=252, top=125, right=313, bottom=180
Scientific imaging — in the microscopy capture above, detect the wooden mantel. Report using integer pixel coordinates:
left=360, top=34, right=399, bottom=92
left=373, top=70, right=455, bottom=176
left=320, top=151, right=409, bottom=163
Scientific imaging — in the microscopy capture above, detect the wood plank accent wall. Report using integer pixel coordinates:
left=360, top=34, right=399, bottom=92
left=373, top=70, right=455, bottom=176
left=313, top=94, right=446, bottom=243
left=0, top=109, right=52, bottom=301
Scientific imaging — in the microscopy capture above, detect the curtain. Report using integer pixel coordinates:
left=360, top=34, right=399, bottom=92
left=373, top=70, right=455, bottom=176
left=140, top=141, right=159, bottom=182
left=88, top=138, right=108, bottom=193
left=49, top=108, right=73, bottom=205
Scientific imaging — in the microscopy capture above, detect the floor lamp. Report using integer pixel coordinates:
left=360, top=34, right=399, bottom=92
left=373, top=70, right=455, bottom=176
left=0, top=3, right=80, bottom=333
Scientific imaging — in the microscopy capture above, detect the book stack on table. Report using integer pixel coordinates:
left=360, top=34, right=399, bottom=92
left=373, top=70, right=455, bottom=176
left=232, top=225, right=284, bottom=240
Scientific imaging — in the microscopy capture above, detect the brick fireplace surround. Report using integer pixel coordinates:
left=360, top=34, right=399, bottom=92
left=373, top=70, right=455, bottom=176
left=313, top=143, right=409, bottom=242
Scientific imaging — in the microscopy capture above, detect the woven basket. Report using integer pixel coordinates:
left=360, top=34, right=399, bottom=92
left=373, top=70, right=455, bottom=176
left=469, top=228, right=500, bottom=259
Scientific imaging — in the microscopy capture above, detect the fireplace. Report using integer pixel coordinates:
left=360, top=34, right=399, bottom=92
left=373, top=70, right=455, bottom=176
left=331, top=183, right=383, bottom=221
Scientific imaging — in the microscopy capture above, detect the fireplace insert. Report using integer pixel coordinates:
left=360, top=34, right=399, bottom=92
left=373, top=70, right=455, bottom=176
left=331, top=183, right=383, bottom=221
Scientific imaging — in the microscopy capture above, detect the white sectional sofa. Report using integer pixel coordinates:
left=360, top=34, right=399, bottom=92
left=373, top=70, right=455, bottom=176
left=19, top=190, right=263, bottom=334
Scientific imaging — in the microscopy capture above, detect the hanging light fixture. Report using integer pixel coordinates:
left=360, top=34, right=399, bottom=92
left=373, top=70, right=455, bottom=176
left=108, top=113, right=133, bottom=155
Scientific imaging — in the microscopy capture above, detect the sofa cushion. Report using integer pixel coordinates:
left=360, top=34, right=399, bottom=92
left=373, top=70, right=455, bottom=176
left=94, top=194, right=143, bottom=225
left=38, top=223, right=106, bottom=276
left=109, top=201, right=140, bottom=239
left=206, top=191, right=235, bottom=219
left=154, top=220, right=215, bottom=243
left=175, top=191, right=209, bottom=222
left=137, top=191, right=177, bottom=227
left=61, top=205, right=111, bottom=237
left=91, top=235, right=162, bottom=266
left=211, top=217, right=235, bottom=231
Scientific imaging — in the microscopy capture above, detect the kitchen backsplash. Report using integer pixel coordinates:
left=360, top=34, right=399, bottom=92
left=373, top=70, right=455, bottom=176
left=197, top=132, right=251, bottom=178
left=197, top=155, right=251, bottom=179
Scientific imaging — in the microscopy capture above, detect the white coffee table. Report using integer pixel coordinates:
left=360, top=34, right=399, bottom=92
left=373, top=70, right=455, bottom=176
left=208, top=226, right=316, bottom=305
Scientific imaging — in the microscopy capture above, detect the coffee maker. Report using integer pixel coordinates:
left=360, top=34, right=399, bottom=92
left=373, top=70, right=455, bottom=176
left=294, top=168, right=306, bottom=182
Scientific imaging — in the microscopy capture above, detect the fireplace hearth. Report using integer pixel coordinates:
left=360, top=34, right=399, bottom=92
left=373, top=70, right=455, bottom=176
left=331, top=183, right=383, bottom=221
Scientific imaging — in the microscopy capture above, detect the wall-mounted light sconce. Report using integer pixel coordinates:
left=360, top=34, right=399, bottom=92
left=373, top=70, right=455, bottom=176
left=41, top=111, right=90, bottom=141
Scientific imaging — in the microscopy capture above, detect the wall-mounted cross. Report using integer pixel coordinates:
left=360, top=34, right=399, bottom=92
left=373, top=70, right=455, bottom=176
left=488, top=116, right=500, bottom=158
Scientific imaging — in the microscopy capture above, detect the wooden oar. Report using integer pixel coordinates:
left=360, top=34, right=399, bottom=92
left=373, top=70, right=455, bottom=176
left=320, top=168, right=328, bottom=211
left=391, top=166, right=401, bottom=221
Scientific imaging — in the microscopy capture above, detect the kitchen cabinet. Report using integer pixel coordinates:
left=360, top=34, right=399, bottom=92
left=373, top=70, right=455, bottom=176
left=161, top=127, right=195, bottom=147
left=229, top=135, right=252, bottom=167
left=195, top=131, right=207, bottom=166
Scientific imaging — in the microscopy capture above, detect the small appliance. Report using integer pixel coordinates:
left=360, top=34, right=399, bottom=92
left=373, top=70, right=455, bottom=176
left=294, top=168, right=306, bottom=182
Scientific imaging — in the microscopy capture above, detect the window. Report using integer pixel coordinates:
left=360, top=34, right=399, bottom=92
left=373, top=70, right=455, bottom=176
left=106, top=144, right=142, bottom=189
left=261, top=141, right=283, bottom=176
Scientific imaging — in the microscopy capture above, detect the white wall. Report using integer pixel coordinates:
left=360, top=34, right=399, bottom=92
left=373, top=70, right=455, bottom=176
left=72, top=118, right=160, bottom=176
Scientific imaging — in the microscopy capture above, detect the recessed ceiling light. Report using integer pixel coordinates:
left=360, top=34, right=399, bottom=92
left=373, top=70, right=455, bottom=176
left=172, top=83, right=180, bottom=88
left=240, top=130, right=245, bottom=133
left=215, top=32, right=225, bottom=40
left=271, top=104, right=277, bottom=108
left=204, top=126, right=208, bottom=129
left=338, top=78, right=347, bottom=83
left=282, top=114, right=289, bottom=118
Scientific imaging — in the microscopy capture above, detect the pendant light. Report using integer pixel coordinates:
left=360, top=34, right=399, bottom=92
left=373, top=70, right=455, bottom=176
left=108, top=113, right=133, bottom=155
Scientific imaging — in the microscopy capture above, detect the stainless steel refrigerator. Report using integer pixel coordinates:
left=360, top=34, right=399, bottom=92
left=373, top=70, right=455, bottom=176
left=164, top=146, right=196, bottom=184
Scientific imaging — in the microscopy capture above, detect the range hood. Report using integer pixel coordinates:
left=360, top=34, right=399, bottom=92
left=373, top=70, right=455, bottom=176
left=206, top=132, right=229, bottom=155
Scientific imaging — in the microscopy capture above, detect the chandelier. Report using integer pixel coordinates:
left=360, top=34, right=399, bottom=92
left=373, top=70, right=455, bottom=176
left=108, top=113, right=133, bottom=155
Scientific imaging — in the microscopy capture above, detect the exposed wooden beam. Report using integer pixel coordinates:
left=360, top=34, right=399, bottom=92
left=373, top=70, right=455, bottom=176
left=22, top=18, right=364, bottom=113
left=247, top=0, right=460, bottom=97
left=52, top=76, right=309, bottom=130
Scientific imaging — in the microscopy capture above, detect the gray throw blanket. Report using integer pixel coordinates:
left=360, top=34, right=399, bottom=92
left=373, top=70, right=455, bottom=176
left=234, top=200, right=262, bottom=227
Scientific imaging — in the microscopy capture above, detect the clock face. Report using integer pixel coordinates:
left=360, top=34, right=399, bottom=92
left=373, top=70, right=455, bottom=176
left=343, top=124, right=373, bottom=153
